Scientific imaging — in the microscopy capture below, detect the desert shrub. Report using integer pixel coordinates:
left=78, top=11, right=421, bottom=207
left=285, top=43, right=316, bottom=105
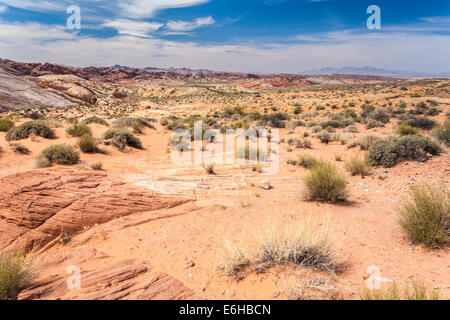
left=0, top=119, right=14, bottom=132
left=296, top=154, right=322, bottom=169
left=257, top=113, right=288, bottom=128
left=399, top=183, right=449, bottom=248
left=344, top=154, right=372, bottom=177
left=33, top=155, right=51, bottom=168
left=5, top=121, right=54, bottom=141
left=434, top=121, right=450, bottom=146
left=426, top=108, right=440, bottom=116
left=365, top=119, right=385, bottom=129
left=346, top=125, right=359, bottom=133
left=40, top=144, right=80, bottom=165
left=396, top=124, right=420, bottom=136
left=358, top=135, right=381, bottom=151
left=317, top=132, right=331, bottom=144
left=219, top=241, right=250, bottom=276
left=320, top=120, right=344, bottom=129
left=113, top=117, right=155, bottom=133
left=304, top=161, right=348, bottom=203
left=203, top=163, right=216, bottom=175
left=406, top=117, right=437, bottom=130
left=83, top=116, right=108, bottom=126
left=360, top=281, right=440, bottom=300
left=9, top=143, right=30, bottom=155
left=90, top=161, right=103, bottom=171
left=255, top=219, right=338, bottom=272
left=103, top=128, right=143, bottom=150
left=77, top=135, right=99, bottom=153
left=66, top=123, right=92, bottom=137
left=0, top=249, right=33, bottom=300
left=370, top=109, right=391, bottom=123
left=368, top=135, right=441, bottom=168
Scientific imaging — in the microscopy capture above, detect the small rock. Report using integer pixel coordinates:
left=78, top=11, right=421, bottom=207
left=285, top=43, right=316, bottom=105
left=259, top=180, right=271, bottom=190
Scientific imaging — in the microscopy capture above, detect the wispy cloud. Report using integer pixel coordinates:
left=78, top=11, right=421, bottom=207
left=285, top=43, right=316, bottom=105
left=103, top=19, right=163, bottom=37
left=0, top=4, right=7, bottom=13
left=117, top=0, right=210, bottom=19
left=166, top=16, right=215, bottom=32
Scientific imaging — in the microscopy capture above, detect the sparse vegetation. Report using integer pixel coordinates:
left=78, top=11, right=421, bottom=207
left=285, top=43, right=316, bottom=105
left=399, top=182, right=449, bottom=248
left=434, top=120, right=450, bottom=146
left=360, top=281, right=440, bottom=300
left=40, top=144, right=80, bottom=165
left=344, top=154, right=372, bottom=177
left=5, top=121, right=55, bottom=141
left=83, top=116, right=109, bottom=126
left=0, top=118, right=14, bottom=132
left=0, top=248, right=33, bottom=300
left=66, top=123, right=92, bottom=137
left=368, top=135, right=441, bottom=167
left=77, top=134, right=99, bottom=153
left=103, top=128, right=143, bottom=150
left=304, top=161, right=348, bottom=203
left=396, top=124, right=420, bottom=136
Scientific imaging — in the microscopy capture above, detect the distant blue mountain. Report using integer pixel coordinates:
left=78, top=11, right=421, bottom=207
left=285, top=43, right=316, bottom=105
left=298, top=66, right=450, bottom=78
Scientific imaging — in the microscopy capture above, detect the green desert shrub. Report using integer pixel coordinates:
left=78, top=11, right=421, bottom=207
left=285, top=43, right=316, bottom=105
left=90, top=161, right=103, bottom=171
left=113, top=117, right=155, bottom=133
left=368, top=135, right=441, bottom=168
left=406, top=117, right=437, bottom=130
left=33, top=155, right=51, bottom=168
left=0, top=249, right=33, bottom=300
left=237, top=144, right=268, bottom=162
left=344, top=154, right=372, bottom=177
left=434, top=121, right=450, bottom=146
left=103, top=128, right=143, bottom=150
left=40, top=144, right=80, bottom=165
left=77, top=135, right=99, bottom=153
left=5, top=121, right=54, bottom=141
left=66, top=123, right=92, bottom=137
left=399, top=183, right=449, bottom=248
left=0, top=118, right=14, bottom=132
left=83, top=116, right=108, bottom=126
left=396, top=124, right=420, bottom=136
left=303, top=161, right=348, bottom=203
left=365, top=119, right=385, bottom=129
left=296, top=154, right=322, bottom=169
left=358, top=135, right=381, bottom=151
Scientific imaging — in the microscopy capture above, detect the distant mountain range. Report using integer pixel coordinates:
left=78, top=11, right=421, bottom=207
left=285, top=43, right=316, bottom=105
left=297, top=66, right=450, bottom=78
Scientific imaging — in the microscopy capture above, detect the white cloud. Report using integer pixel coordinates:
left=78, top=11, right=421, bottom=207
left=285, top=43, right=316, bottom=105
left=0, top=20, right=449, bottom=74
left=0, top=5, right=7, bottom=13
left=117, top=0, right=210, bottom=19
left=0, top=0, right=63, bottom=12
left=103, top=19, right=163, bottom=37
left=166, top=16, right=214, bottom=32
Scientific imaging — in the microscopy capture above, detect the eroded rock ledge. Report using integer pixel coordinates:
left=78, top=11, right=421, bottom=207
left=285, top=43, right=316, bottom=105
left=0, top=170, right=192, bottom=253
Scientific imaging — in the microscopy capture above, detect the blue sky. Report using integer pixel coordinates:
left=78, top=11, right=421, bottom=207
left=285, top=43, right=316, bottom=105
left=0, top=0, right=449, bottom=73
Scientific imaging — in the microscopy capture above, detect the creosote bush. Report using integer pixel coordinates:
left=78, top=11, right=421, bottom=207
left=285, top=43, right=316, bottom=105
left=303, top=161, right=348, bottom=203
left=434, top=120, right=450, bottom=146
left=396, top=124, right=420, bottom=136
left=368, top=135, right=441, bottom=168
left=77, top=134, right=99, bottom=153
left=40, top=144, right=80, bottom=165
left=344, top=154, right=372, bottom=177
left=83, top=116, right=108, bottom=126
left=0, top=118, right=14, bottom=132
left=0, top=249, right=33, bottom=300
left=399, top=182, right=449, bottom=248
left=66, top=123, right=92, bottom=137
left=103, top=128, right=143, bottom=150
left=5, top=121, right=55, bottom=141
left=406, top=117, right=437, bottom=130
